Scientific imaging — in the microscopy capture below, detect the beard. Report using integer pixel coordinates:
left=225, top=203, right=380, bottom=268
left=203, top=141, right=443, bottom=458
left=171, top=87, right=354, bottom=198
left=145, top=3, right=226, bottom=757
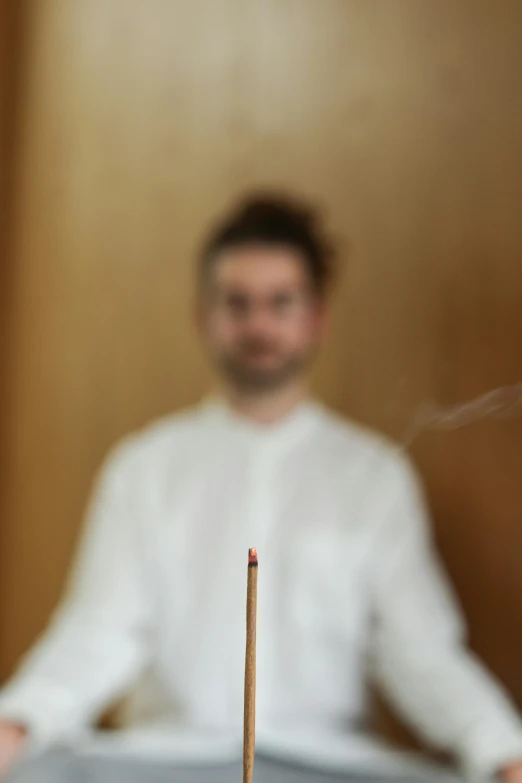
left=216, top=339, right=313, bottom=394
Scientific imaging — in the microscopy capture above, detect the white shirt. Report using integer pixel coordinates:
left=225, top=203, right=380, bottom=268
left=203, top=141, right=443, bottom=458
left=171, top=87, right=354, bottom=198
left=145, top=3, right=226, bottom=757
left=1, top=398, right=521, bottom=778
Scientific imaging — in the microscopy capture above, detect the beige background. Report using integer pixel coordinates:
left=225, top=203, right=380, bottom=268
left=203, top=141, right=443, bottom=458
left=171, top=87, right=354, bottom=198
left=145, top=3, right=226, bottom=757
left=2, top=0, right=522, bottom=746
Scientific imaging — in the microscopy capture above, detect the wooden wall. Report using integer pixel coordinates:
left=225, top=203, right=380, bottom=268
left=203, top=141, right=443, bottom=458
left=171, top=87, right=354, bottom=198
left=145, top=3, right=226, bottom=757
left=0, top=0, right=23, bottom=407
left=2, top=0, right=522, bottom=744
left=0, top=0, right=25, bottom=662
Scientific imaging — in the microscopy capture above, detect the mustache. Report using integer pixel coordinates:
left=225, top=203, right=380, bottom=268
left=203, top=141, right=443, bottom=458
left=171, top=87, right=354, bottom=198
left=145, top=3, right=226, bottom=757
left=236, top=338, right=280, bottom=354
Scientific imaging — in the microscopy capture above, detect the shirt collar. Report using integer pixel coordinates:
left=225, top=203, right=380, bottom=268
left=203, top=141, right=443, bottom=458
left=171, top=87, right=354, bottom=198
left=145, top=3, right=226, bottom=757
left=200, top=395, right=324, bottom=453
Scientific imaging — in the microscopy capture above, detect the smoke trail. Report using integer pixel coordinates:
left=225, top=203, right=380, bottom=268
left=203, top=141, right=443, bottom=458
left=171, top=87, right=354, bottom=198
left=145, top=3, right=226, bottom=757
left=401, top=382, right=522, bottom=449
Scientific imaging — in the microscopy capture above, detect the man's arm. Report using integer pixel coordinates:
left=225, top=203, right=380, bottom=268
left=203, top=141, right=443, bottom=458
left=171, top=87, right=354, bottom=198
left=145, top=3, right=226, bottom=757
left=369, top=454, right=522, bottom=781
left=0, top=440, right=152, bottom=754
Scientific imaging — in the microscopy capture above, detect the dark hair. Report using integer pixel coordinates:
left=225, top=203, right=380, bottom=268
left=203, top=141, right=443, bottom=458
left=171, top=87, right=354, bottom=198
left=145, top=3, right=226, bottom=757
left=199, top=192, right=337, bottom=296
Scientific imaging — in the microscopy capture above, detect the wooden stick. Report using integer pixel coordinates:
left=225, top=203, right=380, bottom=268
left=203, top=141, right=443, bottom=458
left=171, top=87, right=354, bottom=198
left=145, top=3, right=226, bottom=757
left=243, top=547, right=258, bottom=783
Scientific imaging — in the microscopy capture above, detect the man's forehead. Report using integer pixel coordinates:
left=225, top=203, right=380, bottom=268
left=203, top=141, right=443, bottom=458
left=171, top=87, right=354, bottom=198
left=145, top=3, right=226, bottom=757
left=213, top=245, right=308, bottom=289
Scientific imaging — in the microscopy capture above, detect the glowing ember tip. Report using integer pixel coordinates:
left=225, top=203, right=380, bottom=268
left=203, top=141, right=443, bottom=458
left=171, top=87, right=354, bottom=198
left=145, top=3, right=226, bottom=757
left=248, top=548, right=258, bottom=564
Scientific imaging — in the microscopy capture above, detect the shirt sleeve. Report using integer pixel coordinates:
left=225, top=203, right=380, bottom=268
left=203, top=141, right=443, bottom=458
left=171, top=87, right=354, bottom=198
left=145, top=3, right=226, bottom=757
left=0, top=440, right=153, bottom=750
left=369, top=453, right=522, bottom=779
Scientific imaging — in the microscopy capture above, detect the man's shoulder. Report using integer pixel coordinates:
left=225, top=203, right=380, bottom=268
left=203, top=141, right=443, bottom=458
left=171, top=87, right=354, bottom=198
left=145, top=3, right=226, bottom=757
left=320, top=407, right=401, bottom=460
left=100, top=403, right=207, bottom=477
left=318, top=406, right=419, bottom=486
left=316, top=408, right=425, bottom=527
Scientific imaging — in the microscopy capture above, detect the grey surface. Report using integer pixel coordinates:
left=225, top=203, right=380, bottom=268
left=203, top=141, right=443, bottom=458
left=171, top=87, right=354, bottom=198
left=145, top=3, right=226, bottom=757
left=5, top=751, right=459, bottom=783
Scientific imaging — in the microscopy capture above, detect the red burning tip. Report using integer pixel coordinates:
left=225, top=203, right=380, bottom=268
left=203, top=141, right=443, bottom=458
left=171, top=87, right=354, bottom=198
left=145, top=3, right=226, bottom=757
left=248, top=547, right=258, bottom=564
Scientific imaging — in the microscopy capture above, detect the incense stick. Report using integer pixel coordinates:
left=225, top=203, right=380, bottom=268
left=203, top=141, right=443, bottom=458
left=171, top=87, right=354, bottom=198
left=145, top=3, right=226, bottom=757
left=243, top=547, right=258, bottom=783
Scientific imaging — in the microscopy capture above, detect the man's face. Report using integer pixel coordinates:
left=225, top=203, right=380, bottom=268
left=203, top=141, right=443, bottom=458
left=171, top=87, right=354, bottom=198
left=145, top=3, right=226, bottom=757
left=199, top=245, right=325, bottom=394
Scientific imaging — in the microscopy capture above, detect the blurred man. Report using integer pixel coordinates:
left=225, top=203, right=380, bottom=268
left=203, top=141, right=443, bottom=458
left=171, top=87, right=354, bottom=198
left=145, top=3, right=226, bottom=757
left=1, top=195, right=522, bottom=782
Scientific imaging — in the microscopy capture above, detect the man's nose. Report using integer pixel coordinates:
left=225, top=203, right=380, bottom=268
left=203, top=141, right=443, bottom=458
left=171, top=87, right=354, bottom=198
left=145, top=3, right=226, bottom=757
left=244, top=302, right=275, bottom=332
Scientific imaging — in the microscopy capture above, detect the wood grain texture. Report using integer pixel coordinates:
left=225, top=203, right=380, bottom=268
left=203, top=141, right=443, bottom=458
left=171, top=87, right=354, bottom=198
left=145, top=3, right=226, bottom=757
left=0, top=0, right=27, bottom=661
left=1, top=0, right=522, bottom=749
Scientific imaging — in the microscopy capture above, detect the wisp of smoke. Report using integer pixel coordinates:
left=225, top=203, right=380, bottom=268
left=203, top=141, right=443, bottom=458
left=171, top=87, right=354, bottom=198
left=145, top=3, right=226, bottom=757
left=402, top=382, right=522, bottom=449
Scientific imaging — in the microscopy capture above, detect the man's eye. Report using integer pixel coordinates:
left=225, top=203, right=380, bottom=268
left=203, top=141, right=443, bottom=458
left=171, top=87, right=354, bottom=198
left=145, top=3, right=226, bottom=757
left=225, top=294, right=249, bottom=314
